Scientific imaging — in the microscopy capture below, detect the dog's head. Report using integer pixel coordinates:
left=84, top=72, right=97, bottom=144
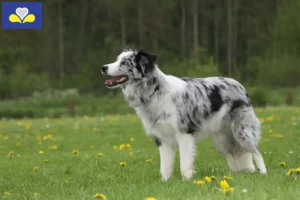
left=102, top=49, right=157, bottom=88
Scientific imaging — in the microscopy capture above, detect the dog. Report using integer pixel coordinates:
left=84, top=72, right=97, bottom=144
left=102, top=49, right=267, bottom=181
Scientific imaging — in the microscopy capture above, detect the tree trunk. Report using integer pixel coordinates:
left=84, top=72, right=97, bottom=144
left=120, top=0, right=126, bottom=48
left=77, top=0, right=88, bottom=56
left=214, top=4, right=219, bottom=67
left=200, top=0, right=207, bottom=47
left=91, top=1, right=101, bottom=35
left=180, top=0, right=186, bottom=63
left=193, top=0, right=199, bottom=60
left=58, top=0, right=64, bottom=85
left=227, top=0, right=233, bottom=76
left=138, top=2, right=143, bottom=48
left=232, top=0, right=238, bottom=72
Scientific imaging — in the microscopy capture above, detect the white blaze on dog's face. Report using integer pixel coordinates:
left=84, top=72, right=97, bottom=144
left=102, top=49, right=157, bottom=88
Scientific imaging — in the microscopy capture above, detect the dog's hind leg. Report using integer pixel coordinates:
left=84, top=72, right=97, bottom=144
left=235, top=152, right=255, bottom=172
left=226, top=153, right=238, bottom=172
left=211, top=133, right=239, bottom=172
left=231, top=107, right=267, bottom=174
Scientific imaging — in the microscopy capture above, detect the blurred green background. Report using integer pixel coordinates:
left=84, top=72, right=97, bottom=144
left=1, top=0, right=300, bottom=118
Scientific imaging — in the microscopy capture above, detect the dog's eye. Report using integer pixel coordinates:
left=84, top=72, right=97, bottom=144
left=120, top=61, right=125, bottom=65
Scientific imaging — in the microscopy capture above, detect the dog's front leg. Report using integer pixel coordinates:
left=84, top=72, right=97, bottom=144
left=176, top=133, right=196, bottom=180
left=159, top=142, right=175, bottom=181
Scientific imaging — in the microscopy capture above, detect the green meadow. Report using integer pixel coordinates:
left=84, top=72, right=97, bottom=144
left=0, top=107, right=300, bottom=200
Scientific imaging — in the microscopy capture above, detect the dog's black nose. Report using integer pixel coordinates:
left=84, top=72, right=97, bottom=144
left=102, top=65, right=108, bottom=74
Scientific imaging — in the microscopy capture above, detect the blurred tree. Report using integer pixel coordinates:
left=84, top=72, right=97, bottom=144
left=0, top=0, right=298, bottom=99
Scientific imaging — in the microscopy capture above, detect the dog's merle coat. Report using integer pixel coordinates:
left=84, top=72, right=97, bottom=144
left=103, top=49, right=267, bottom=181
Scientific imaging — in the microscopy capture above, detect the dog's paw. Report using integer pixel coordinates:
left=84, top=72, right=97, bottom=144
left=181, top=169, right=195, bottom=180
left=160, top=170, right=172, bottom=181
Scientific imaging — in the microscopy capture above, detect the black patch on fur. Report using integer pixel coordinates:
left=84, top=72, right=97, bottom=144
left=186, top=114, right=197, bottom=134
left=203, top=110, right=209, bottom=118
left=200, top=81, right=209, bottom=91
left=135, top=62, right=145, bottom=77
left=135, top=50, right=156, bottom=75
left=180, top=77, right=192, bottom=81
left=220, top=85, right=226, bottom=89
left=154, top=137, right=162, bottom=147
left=230, top=100, right=251, bottom=113
left=208, top=85, right=223, bottom=112
left=139, top=97, right=144, bottom=103
left=150, top=77, right=158, bottom=85
left=185, top=93, right=189, bottom=99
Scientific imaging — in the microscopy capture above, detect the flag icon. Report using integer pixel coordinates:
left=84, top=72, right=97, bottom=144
left=2, top=2, right=43, bottom=29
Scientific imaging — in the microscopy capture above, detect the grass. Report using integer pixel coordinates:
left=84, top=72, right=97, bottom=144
left=0, top=107, right=300, bottom=200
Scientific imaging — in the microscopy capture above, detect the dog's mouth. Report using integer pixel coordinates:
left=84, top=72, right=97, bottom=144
left=104, top=75, right=129, bottom=87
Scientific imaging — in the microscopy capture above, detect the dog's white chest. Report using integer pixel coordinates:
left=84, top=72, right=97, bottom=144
left=136, top=99, right=178, bottom=141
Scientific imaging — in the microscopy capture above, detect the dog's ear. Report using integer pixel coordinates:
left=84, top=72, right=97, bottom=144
left=137, top=50, right=158, bottom=63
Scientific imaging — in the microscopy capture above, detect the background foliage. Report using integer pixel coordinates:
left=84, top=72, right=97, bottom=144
left=0, top=0, right=300, bottom=117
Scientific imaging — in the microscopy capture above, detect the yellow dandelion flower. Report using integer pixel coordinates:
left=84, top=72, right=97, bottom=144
left=72, top=150, right=79, bottom=155
left=113, top=145, right=118, bottom=150
left=119, top=144, right=125, bottom=150
left=94, top=193, right=107, bottom=199
left=17, top=154, right=21, bottom=157
left=3, top=136, right=9, bottom=140
left=296, top=167, right=300, bottom=174
left=126, top=144, right=131, bottom=148
left=33, top=166, right=39, bottom=171
left=48, top=145, right=58, bottom=150
left=222, top=187, right=234, bottom=193
left=223, top=176, right=233, bottom=180
left=204, top=176, right=211, bottom=183
left=129, top=152, right=133, bottom=156
left=120, top=162, right=127, bottom=167
left=279, top=162, right=286, bottom=167
left=220, top=180, right=229, bottom=189
left=97, top=153, right=103, bottom=157
left=39, top=150, right=44, bottom=155
left=271, top=133, right=283, bottom=138
left=194, top=180, right=205, bottom=185
left=146, top=159, right=152, bottom=163
left=266, top=116, right=275, bottom=121
left=24, top=123, right=31, bottom=129
left=33, top=192, right=40, bottom=196
left=4, top=191, right=10, bottom=196
left=130, top=138, right=135, bottom=142
left=145, top=197, right=157, bottom=200
left=211, top=176, right=216, bottom=180
left=7, top=151, right=13, bottom=158
left=43, top=136, right=49, bottom=140
left=287, top=168, right=294, bottom=175
left=44, top=159, right=49, bottom=163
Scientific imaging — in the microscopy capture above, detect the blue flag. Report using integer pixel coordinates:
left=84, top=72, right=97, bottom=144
left=2, top=2, right=43, bottom=29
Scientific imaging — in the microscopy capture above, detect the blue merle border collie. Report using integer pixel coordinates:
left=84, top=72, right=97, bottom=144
left=102, top=49, right=267, bottom=181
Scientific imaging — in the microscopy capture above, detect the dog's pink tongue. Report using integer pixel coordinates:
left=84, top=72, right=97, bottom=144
left=104, top=76, right=123, bottom=85
left=105, top=79, right=113, bottom=85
